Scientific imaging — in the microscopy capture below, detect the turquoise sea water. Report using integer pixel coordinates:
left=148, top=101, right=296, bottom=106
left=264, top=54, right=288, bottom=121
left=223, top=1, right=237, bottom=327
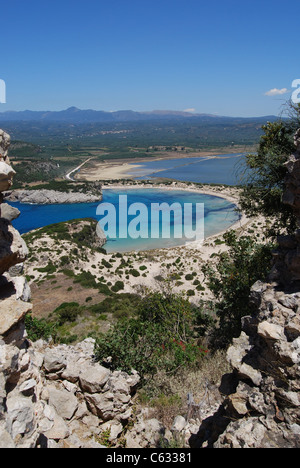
left=11, top=188, right=240, bottom=253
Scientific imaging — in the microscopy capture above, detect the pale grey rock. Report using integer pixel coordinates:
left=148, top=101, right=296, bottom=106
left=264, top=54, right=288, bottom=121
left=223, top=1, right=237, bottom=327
left=0, top=343, right=19, bottom=375
left=5, top=189, right=102, bottom=205
left=79, top=365, right=110, bottom=393
left=61, top=364, right=81, bottom=383
left=9, top=275, right=31, bottom=302
left=0, top=162, right=15, bottom=192
left=85, top=392, right=115, bottom=421
left=257, top=321, right=284, bottom=341
left=47, top=386, right=78, bottom=420
left=19, top=379, right=36, bottom=394
left=8, top=262, right=24, bottom=277
left=6, top=394, right=35, bottom=440
left=215, top=418, right=267, bottom=448
left=100, top=421, right=123, bottom=441
left=0, top=424, right=15, bottom=448
left=0, top=298, right=32, bottom=336
left=44, top=413, right=70, bottom=440
left=43, top=349, right=66, bottom=373
left=171, top=415, right=186, bottom=432
left=0, top=203, right=20, bottom=221
left=0, top=220, right=28, bottom=276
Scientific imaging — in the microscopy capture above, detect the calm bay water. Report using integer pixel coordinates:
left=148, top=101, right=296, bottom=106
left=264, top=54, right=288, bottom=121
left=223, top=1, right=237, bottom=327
left=128, top=154, right=245, bottom=185
left=11, top=188, right=240, bottom=253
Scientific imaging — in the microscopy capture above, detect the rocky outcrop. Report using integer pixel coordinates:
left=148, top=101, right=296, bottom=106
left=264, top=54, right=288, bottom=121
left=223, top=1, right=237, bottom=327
left=0, top=130, right=15, bottom=193
left=0, top=130, right=138, bottom=448
left=191, top=132, right=300, bottom=448
left=0, top=129, right=30, bottom=301
left=0, top=337, right=140, bottom=448
left=4, top=188, right=102, bottom=205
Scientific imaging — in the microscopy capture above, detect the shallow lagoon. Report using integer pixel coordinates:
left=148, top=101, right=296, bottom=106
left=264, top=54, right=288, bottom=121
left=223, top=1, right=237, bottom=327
left=11, top=188, right=240, bottom=253
left=128, top=154, right=245, bottom=185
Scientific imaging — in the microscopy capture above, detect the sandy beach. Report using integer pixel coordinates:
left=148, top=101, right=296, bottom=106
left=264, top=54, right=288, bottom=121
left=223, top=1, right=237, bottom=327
left=74, top=149, right=245, bottom=182
left=76, top=160, right=145, bottom=181
left=101, top=180, right=249, bottom=234
left=24, top=180, right=261, bottom=309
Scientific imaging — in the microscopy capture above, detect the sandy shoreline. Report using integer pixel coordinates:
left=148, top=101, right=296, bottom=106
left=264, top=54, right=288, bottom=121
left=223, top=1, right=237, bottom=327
left=101, top=181, right=249, bottom=242
left=24, top=179, right=264, bottom=308
left=75, top=150, right=245, bottom=182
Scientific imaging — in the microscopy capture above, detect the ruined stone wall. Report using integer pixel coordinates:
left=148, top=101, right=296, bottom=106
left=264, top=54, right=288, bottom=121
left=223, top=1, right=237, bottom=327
left=193, top=131, right=300, bottom=448
left=0, top=130, right=140, bottom=448
left=0, top=129, right=31, bottom=340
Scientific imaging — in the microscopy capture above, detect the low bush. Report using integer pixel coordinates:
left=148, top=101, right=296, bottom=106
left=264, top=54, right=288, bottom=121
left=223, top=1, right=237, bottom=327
left=95, top=290, right=210, bottom=380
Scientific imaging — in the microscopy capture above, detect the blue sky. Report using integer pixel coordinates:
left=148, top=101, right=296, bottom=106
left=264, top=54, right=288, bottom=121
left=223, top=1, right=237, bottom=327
left=0, top=0, right=299, bottom=116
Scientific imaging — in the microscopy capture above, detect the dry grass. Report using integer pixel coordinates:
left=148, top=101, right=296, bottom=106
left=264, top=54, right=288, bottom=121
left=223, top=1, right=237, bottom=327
left=139, top=350, right=231, bottom=429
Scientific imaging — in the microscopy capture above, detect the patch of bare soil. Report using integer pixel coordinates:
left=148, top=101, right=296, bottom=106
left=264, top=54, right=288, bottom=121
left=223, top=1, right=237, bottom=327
left=30, top=274, right=105, bottom=319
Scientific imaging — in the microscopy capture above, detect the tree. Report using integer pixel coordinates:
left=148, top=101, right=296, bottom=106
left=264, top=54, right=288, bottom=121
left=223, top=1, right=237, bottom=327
left=202, top=231, right=274, bottom=348
left=239, top=102, right=300, bottom=237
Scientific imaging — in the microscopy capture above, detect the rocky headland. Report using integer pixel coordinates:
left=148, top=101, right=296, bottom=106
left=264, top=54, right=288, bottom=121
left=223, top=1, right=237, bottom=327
left=4, top=187, right=103, bottom=205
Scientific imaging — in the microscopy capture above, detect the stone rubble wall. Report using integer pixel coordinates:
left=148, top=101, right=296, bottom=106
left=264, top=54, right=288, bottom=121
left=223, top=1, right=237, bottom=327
left=0, top=130, right=141, bottom=448
left=189, top=131, right=300, bottom=448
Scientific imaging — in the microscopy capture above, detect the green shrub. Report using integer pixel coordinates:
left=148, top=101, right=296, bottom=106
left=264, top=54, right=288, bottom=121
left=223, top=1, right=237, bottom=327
left=95, top=291, right=209, bottom=379
left=111, top=281, right=125, bottom=292
left=129, top=269, right=140, bottom=277
left=202, top=230, right=274, bottom=347
left=36, top=262, right=57, bottom=274
left=53, top=302, right=82, bottom=325
left=185, top=274, right=193, bottom=281
left=25, top=314, right=57, bottom=342
left=187, top=289, right=195, bottom=296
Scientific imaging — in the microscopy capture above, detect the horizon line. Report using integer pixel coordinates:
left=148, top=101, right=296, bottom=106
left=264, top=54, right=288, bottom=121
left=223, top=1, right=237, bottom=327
left=0, top=106, right=279, bottom=119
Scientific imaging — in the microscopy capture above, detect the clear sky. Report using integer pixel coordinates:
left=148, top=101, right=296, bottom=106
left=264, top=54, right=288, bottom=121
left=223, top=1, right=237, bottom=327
left=0, top=0, right=299, bottom=116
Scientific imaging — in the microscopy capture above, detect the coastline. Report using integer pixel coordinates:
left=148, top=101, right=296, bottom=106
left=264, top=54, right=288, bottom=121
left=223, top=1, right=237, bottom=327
left=9, top=180, right=249, bottom=249
left=4, top=188, right=102, bottom=205
left=21, top=180, right=262, bottom=307
left=75, top=149, right=246, bottom=182
left=101, top=181, right=250, bottom=241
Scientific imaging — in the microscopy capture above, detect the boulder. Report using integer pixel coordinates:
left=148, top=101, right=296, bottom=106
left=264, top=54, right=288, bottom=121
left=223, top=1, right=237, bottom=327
left=79, top=365, right=110, bottom=393
left=0, top=162, right=15, bottom=192
left=0, top=220, right=28, bottom=275
left=0, top=298, right=32, bottom=336
left=47, top=386, right=78, bottom=420
left=43, top=349, right=66, bottom=374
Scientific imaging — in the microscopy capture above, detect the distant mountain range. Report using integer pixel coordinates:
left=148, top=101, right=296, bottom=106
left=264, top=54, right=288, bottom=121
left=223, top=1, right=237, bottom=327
left=0, top=106, right=278, bottom=123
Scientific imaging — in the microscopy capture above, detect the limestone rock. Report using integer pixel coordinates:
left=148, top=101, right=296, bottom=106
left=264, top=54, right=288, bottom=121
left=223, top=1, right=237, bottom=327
left=43, top=349, right=66, bottom=374
left=257, top=321, right=284, bottom=341
left=6, top=394, right=35, bottom=440
left=0, top=424, right=15, bottom=448
left=47, top=386, right=78, bottom=421
left=0, top=203, right=20, bottom=222
left=0, top=162, right=15, bottom=192
left=171, top=415, right=187, bottom=432
left=43, top=413, right=70, bottom=441
left=0, top=130, right=11, bottom=162
left=79, top=365, right=110, bottom=393
left=0, top=220, right=28, bottom=275
left=4, top=188, right=102, bottom=205
left=0, top=298, right=32, bottom=336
